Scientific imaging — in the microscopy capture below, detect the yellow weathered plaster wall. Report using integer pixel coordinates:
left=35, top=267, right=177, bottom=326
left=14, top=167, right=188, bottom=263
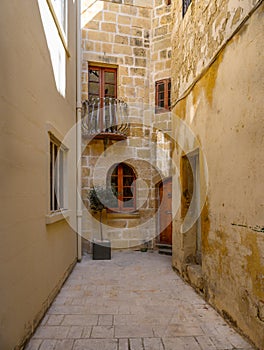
left=0, top=1, right=77, bottom=348
left=171, top=2, right=264, bottom=348
left=171, top=0, right=261, bottom=102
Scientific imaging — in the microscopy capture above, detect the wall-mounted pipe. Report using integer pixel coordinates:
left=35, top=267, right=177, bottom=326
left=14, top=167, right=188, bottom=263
left=76, top=0, right=82, bottom=262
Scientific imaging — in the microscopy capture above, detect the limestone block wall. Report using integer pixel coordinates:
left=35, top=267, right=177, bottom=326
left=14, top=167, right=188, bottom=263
left=81, top=0, right=152, bottom=106
left=81, top=137, right=162, bottom=249
left=151, top=0, right=172, bottom=96
left=81, top=0, right=173, bottom=128
left=151, top=0, right=173, bottom=177
left=170, top=0, right=261, bottom=102
left=171, top=2, right=264, bottom=348
left=81, top=0, right=174, bottom=249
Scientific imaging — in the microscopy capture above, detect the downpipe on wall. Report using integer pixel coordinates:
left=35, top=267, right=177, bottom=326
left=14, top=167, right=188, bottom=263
left=76, top=0, right=82, bottom=262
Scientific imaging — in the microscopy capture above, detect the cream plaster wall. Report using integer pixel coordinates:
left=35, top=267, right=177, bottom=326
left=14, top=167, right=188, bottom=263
left=0, top=1, right=77, bottom=348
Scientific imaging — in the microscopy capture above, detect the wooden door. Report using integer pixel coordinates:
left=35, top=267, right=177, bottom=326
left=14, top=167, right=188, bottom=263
left=159, top=178, right=172, bottom=245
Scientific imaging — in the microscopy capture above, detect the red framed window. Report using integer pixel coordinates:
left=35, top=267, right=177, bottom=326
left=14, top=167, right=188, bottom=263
left=109, top=163, right=136, bottom=212
left=88, top=66, right=117, bottom=102
left=155, top=79, right=171, bottom=113
left=88, top=66, right=117, bottom=131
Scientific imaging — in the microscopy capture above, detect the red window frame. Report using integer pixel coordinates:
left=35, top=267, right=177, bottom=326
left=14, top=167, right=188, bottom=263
left=88, top=65, right=118, bottom=131
left=109, top=163, right=136, bottom=212
left=88, top=65, right=117, bottom=104
left=155, top=78, right=171, bottom=113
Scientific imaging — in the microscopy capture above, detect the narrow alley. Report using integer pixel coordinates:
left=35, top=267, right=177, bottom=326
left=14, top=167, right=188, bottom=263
left=25, top=251, right=254, bottom=350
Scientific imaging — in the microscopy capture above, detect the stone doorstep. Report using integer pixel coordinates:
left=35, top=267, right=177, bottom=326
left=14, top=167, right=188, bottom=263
left=158, top=248, right=172, bottom=256
left=156, top=243, right=172, bottom=256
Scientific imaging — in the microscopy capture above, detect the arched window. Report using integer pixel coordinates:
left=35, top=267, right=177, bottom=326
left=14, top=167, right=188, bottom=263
left=109, top=163, right=136, bottom=212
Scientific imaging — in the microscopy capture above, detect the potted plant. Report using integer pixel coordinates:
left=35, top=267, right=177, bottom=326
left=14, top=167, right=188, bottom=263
left=88, top=186, right=116, bottom=260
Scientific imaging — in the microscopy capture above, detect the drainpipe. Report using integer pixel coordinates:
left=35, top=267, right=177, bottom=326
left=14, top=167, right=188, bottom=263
left=76, top=0, right=82, bottom=262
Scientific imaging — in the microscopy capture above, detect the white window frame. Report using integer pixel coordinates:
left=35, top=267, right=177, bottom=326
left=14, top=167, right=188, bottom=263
left=46, top=0, right=70, bottom=57
left=51, top=0, right=67, bottom=34
left=49, top=134, right=68, bottom=213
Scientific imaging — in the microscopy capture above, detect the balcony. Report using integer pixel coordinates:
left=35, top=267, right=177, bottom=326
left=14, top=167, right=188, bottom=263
left=82, top=97, right=129, bottom=140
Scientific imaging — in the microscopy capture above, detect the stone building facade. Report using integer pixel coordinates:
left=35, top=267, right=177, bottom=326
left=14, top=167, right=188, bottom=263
left=81, top=0, right=264, bottom=348
left=81, top=0, right=173, bottom=249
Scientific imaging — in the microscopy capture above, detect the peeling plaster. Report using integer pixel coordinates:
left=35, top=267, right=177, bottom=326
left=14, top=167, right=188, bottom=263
left=171, top=2, right=264, bottom=347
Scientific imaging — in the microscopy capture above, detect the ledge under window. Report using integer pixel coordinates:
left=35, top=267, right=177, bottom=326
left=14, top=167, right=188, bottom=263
left=107, top=211, right=140, bottom=219
left=46, top=209, right=70, bottom=225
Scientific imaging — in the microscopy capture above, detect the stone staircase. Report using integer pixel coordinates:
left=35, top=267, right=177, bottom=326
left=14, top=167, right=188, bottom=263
left=156, top=243, right=172, bottom=256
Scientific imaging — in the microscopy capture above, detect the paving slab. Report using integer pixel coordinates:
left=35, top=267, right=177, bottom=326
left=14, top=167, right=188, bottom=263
left=73, top=338, right=118, bottom=350
left=143, top=337, right=164, bottom=350
left=25, top=251, right=255, bottom=350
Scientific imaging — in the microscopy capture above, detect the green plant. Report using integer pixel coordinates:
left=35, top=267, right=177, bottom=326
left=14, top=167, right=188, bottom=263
left=88, top=186, right=117, bottom=241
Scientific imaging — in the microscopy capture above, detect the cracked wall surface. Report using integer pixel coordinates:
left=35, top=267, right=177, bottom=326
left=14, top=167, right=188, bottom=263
left=171, top=2, right=264, bottom=348
left=170, top=0, right=261, bottom=102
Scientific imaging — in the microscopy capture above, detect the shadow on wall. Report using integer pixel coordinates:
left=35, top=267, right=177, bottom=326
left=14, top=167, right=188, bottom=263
left=38, top=0, right=66, bottom=97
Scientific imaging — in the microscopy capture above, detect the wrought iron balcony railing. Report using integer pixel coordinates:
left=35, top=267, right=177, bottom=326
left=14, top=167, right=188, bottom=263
left=82, top=97, right=129, bottom=140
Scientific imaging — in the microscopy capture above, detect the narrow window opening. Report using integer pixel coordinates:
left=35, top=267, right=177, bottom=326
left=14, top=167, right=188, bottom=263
left=50, top=135, right=66, bottom=212
left=155, top=79, right=171, bottom=113
left=183, top=0, right=192, bottom=17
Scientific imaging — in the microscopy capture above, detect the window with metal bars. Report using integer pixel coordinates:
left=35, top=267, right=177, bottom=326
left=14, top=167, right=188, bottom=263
left=183, top=0, right=192, bottom=17
left=108, top=163, right=136, bottom=212
left=50, top=135, right=66, bottom=212
left=155, top=79, right=171, bottom=113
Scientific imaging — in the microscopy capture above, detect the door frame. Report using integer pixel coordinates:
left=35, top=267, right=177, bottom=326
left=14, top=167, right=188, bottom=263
left=181, top=149, right=201, bottom=264
left=157, top=177, right=172, bottom=245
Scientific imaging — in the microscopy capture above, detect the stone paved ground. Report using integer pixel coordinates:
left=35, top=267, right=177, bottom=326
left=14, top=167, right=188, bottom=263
left=25, top=251, right=255, bottom=350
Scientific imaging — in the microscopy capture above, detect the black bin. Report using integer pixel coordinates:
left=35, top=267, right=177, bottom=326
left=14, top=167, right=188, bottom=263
left=92, top=240, right=111, bottom=260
